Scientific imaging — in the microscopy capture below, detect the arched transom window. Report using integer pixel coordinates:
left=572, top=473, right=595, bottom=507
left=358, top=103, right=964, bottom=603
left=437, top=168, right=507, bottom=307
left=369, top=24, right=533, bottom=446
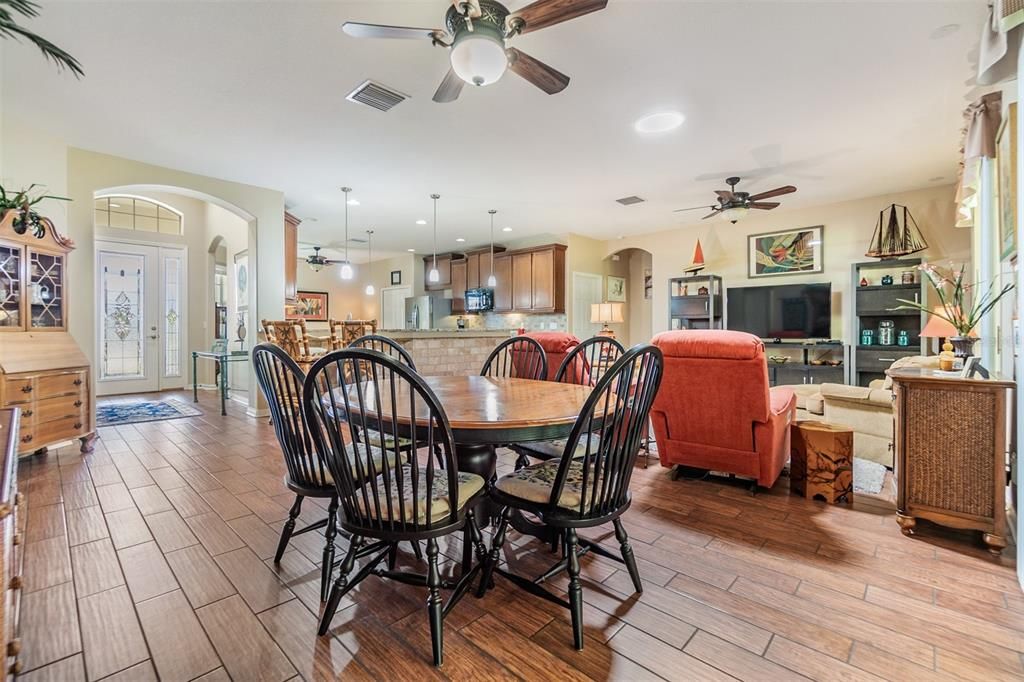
left=94, top=195, right=183, bottom=235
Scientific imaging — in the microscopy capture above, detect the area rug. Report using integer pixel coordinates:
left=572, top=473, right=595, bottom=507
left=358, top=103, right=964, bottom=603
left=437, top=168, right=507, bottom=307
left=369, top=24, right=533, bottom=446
left=853, top=457, right=887, bottom=495
left=96, top=399, right=203, bottom=427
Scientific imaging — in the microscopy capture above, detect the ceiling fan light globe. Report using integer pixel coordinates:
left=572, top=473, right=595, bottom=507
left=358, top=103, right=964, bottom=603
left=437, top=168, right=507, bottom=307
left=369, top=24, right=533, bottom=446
left=720, top=206, right=749, bottom=223
left=450, top=33, right=507, bottom=86
left=340, top=261, right=355, bottom=280
left=428, top=268, right=440, bottom=283
left=309, top=262, right=324, bottom=273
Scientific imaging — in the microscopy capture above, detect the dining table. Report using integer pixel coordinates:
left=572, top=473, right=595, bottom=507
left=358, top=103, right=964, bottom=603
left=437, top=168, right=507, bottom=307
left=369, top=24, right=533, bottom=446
left=327, top=374, right=601, bottom=543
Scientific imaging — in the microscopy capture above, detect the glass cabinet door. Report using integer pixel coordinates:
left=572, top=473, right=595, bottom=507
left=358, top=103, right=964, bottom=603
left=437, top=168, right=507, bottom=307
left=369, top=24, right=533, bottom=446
left=28, top=248, right=65, bottom=329
left=0, top=243, right=22, bottom=328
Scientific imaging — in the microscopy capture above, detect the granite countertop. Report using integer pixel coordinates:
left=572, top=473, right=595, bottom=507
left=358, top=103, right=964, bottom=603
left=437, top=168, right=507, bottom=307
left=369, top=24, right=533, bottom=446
left=378, top=329, right=517, bottom=339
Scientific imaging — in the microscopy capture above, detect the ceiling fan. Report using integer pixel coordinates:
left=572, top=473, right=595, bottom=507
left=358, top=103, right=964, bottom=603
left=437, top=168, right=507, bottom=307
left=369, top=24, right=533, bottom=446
left=341, top=0, right=608, bottom=103
left=674, top=177, right=797, bottom=223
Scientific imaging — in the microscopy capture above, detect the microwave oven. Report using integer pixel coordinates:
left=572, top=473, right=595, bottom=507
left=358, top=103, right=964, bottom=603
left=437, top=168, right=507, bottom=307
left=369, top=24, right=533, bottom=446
left=465, top=287, right=494, bottom=312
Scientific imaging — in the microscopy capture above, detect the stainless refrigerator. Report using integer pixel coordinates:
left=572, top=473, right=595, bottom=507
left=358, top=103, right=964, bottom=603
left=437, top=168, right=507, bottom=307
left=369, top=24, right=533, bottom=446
left=404, top=295, right=452, bottom=330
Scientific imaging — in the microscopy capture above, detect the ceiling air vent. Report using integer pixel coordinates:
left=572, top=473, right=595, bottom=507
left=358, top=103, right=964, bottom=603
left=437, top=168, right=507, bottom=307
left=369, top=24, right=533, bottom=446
left=346, top=80, right=409, bottom=112
left=616, top=196, right=645, bottom=206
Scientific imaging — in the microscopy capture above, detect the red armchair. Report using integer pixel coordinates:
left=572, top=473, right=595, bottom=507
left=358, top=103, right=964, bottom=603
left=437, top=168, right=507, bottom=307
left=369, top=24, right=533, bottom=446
left=650, top=330, right=796, bottom=489
left=524, top=331, right=581, bottom=381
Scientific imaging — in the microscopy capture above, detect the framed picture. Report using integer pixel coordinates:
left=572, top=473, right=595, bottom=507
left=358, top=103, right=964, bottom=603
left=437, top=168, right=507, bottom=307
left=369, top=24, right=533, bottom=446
left=643, top=268, right=652, bottom=300
left=747, top=225, right=824, bottom=278
left=287, top=290, right=329, bottom=321
left=233, top=251, right=248, bottom=311
left=607, top=275, right=626, bottom=302
left=998, top=101, right=1017, bottom=261
left=390, top=270, right=402, bottom=285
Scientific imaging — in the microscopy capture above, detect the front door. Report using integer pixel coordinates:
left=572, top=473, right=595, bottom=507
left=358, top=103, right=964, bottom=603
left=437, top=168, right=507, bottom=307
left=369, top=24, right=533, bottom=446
left=95, top=241, right=187, bottom=395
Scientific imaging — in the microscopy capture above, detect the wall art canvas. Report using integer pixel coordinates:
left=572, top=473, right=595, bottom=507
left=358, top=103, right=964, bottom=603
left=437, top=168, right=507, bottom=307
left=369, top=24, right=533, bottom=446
left=747, top=226, right=824, bottom=278
left=606, top=275, right=626, bottom=302
left=288, top=290, right=329, bottom=322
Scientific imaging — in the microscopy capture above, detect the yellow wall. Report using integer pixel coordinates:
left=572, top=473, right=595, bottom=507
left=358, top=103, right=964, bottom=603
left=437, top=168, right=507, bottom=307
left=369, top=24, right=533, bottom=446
left=610, top=184, right=970, bottom=339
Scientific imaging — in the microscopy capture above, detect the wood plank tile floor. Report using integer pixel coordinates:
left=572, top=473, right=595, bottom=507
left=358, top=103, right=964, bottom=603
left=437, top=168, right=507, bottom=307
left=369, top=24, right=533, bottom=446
left=15, top=390, right=1024, bottom=681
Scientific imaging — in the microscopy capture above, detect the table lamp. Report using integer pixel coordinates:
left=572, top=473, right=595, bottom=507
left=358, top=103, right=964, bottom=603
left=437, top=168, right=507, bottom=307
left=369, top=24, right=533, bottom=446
left=591, top=302, right=624, bottom=339
left=920, top=306, right=975, bottom=354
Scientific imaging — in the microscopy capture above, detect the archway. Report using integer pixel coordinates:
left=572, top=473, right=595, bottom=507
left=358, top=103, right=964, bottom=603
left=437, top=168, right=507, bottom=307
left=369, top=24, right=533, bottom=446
left=605, top=247, right=654, bottom=346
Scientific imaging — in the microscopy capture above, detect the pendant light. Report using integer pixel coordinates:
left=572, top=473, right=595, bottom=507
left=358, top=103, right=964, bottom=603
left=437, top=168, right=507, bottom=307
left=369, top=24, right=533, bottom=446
left=486, top=209, right=497, bottom=287
left=340, top=187, right=354, bottom=280
left=364, top=229, right=375, bottom=296
left=428, top=193, right=440, bottom=284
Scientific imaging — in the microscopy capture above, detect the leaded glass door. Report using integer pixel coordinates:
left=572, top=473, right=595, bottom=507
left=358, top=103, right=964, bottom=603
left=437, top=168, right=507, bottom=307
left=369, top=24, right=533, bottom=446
left=96, top=241, right=187, bottom=396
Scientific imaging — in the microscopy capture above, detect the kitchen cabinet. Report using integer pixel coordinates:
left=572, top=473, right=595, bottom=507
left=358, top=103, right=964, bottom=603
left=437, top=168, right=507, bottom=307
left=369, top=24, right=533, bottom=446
left=512, top=253, right=534, bottom=311
left=467, top=253, right=480, bottom=290
left=531, top=248, right=554, bottom=310
left=450, top=259, right=467, bottom=313
left=284, top=212, right=300, bottom=303
left=492, top=255, right=512, bottom=312
left=423, top=254, right=453, bottom=291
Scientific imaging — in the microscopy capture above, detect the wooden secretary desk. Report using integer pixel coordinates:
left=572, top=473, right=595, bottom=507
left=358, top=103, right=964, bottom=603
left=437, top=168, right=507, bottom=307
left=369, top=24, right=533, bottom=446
left=0, top=208, right=95, bottom=456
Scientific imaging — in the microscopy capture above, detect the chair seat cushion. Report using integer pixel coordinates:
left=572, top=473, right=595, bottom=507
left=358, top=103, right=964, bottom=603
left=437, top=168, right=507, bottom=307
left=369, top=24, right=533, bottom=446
left=495, top=459, right=603, bottom=510
left=514, top=433, right=602, bottom=459
left=363, top=429, right=414, bottom=451
left=355, top=465, right=485, bottom=523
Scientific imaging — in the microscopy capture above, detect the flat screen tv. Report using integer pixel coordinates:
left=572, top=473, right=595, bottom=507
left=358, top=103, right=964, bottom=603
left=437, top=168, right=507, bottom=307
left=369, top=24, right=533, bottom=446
left=727, top=283, right=832, bottom=340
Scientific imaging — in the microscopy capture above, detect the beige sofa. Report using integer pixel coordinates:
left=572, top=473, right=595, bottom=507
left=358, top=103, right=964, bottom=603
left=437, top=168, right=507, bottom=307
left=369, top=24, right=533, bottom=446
left=818, top=355, right=940, bottom=467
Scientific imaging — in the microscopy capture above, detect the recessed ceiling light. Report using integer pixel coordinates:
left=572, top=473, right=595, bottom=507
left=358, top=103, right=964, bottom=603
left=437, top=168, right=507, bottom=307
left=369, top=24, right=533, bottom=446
left=930, top=24, right=960, bottom=39
left=407, top=248, right=415, bottom=252
left=347, top=199, right=360, bottom=206
left=416, top=219, right=427, bottom=225
left=455, top=237, right=466, bottom=243
left=634, top=111, right=685, bottom=134
left=502, top=226, right=512, bottom=232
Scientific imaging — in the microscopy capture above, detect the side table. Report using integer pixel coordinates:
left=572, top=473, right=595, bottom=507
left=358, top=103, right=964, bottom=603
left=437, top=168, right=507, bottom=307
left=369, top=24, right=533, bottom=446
left=791, top=420, right=854, bottom=504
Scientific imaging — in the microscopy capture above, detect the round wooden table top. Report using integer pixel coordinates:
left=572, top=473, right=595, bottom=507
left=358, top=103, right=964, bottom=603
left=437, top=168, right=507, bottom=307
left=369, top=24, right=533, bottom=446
left=328, top=375, right=597, bottom=445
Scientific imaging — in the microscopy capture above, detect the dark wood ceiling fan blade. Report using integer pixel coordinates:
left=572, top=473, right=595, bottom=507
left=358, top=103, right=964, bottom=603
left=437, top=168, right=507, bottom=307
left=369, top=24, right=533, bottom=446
left=747, top=185, right=797, bottom=202
left=509, top=0, right=608, bottom=34
left=342, top=22, right=442, bottom=40
left=673, top=205, right=714, bottom=213
left=506, top=48, right=570, bottom=94
left=714, top=190, right=735, bottom=202
left=432, top=68, right=464, bottom=103
left=701, top=210, right=721, bottom=220
left=748, top=202, right=780, bottom=210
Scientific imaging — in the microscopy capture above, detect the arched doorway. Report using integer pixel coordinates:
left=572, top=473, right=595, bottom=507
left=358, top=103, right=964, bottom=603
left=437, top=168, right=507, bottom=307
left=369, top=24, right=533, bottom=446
left=604, top=247, right=654, bottom=346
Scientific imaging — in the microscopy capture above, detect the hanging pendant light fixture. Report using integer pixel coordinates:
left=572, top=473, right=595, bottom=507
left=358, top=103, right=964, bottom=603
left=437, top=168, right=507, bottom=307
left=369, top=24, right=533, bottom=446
left=340, top=187, right=355, bottom=280
left=428, top=193, right=440, bottom=284
left=486, top=209, right=497, bottom=287
left=364, top=229, right=375, bottom=296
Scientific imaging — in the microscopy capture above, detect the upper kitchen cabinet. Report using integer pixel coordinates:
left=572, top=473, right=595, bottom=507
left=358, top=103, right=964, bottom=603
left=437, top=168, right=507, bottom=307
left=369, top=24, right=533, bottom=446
left=507, top=244, right=565, bottom=314
left=423, top=254, right=454, bottom=291
left=492, top=254, right=512, bottom=312
left=284, top=212, right=300, bottom=303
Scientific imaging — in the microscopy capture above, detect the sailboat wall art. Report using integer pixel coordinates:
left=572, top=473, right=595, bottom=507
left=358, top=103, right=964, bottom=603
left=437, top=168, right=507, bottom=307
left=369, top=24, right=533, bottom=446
left=865, top=203, right=928, bottom=259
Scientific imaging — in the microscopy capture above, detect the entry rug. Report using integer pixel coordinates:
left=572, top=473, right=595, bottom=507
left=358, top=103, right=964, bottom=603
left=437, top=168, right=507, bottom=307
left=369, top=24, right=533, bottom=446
left=97, top=398, right=203, bottom=427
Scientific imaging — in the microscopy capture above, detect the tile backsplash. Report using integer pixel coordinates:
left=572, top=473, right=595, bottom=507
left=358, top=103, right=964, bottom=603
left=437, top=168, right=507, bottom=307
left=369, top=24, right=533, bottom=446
left=438, top=312, right=567, bottom=331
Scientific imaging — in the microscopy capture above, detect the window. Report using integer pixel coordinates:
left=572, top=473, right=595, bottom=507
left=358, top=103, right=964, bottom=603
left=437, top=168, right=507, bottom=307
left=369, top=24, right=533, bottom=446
left=94, top=196, right=183, bottom=235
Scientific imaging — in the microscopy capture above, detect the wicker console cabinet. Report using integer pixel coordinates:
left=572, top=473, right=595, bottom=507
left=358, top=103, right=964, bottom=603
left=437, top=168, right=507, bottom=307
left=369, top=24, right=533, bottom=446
left=889, top=368, right=1014, bottom=554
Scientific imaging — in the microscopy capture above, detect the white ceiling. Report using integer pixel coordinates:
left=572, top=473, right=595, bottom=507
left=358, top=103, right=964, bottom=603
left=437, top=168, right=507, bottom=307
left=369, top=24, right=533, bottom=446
left=4, top=1, right=987, bottom=256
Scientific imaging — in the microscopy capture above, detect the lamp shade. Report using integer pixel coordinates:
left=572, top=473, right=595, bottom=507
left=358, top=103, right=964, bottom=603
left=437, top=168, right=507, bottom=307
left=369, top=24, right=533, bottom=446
left=590, top=302, right=624, bottom=324
left=920, top=306, right=976, bottom=337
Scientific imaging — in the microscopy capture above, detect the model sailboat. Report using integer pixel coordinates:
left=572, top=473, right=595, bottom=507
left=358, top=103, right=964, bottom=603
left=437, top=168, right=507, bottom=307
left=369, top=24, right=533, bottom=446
left=683, top=240, right=705, bottom=273
left=865, top=203, right=928, bottom=259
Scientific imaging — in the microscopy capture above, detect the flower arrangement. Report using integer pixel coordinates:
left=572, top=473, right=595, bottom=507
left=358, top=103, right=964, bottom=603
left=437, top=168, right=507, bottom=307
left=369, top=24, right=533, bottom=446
left=0, top=183, right=71, bottom=239
left=895, top=262, right=1014, bottom=336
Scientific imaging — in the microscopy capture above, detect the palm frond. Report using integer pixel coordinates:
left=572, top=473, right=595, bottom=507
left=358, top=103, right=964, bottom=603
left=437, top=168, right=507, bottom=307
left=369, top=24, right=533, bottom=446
left=0, top=3, right=83, bottom=78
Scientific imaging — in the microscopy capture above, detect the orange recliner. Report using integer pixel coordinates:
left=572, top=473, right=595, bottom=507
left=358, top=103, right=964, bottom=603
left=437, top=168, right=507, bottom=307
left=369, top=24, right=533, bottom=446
left=650, top=330, right=796, bottom=489
left=524, top=331, right=582, bottom=381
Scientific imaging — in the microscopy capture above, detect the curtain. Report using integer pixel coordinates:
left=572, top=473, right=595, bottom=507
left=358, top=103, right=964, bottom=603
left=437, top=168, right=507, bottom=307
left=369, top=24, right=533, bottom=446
left=979, top=1, right=1024, bottom=85
left=956, top=92, right=1003, bottom=228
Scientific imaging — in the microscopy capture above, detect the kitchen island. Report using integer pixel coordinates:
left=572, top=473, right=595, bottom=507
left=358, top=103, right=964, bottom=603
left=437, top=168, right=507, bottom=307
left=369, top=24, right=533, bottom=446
left=377, top=329, right=516, bottom=376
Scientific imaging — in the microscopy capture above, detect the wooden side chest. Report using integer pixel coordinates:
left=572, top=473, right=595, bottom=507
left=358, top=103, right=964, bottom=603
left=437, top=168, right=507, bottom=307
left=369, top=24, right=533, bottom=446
left=889, top=367, right=1014, bottom=554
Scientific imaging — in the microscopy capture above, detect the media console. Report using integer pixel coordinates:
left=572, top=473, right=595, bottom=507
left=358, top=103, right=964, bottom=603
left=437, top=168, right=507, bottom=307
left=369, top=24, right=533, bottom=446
left=762, top=341, right=847, bottom=386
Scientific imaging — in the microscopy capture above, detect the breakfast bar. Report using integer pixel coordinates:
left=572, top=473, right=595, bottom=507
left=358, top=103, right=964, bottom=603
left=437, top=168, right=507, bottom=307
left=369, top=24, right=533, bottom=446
left=377, top=329, right=517, bottom=376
